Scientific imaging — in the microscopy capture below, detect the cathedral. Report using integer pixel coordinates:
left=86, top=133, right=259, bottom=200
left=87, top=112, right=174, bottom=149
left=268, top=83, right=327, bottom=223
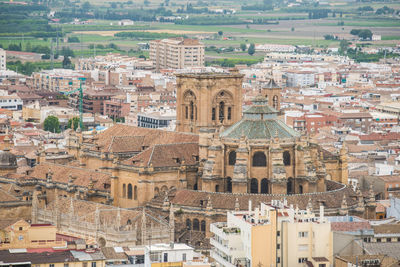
left=0, top=69, right=374, bottom=249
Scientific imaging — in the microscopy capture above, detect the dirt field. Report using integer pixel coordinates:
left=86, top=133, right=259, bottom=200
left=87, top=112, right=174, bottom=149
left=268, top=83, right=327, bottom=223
left=74, top=29, right=215, bottom=36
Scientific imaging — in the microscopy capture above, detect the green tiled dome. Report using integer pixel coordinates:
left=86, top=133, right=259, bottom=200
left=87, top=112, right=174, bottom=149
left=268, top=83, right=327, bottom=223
left=220, top=97, right=299, bottom=140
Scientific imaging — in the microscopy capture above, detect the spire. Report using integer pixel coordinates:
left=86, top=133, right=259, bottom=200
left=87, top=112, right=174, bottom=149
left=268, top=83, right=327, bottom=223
left=235, top=198, right=240, bottom=211
left=339, top=195, right=348, bottom=216
left=169, top=204, right=175, bottom=242
left=116, top=207, right=121, bottom=231
left=141, top=207, right=147, bottom=245
left=307, top=198, right=313, bottom=213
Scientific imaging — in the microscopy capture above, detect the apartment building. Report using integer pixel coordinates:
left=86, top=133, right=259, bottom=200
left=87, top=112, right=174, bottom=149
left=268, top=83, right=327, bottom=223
left=210, top=200, right=332, bottom=267
left=149, top=38, right=205, bottom=71
left=0, top=48, right=5, bottom=71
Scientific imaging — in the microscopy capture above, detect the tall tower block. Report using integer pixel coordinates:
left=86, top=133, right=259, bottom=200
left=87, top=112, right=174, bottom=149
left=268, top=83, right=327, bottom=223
left=176, top=70, right=244, bottom=134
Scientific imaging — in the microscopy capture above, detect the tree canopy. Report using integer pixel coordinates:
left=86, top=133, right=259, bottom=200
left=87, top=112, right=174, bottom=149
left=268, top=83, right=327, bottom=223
left=44, top=116, right=60, bottom=133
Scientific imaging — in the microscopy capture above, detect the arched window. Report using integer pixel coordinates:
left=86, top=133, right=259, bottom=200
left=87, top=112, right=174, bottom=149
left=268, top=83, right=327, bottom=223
left=134, top=185, right=137, bottom=200
left=122, top=184, right=126, bottom=198
left=154, top=187, right=159, bottom=197
left=161, top=185, right=168, bottom=193
left=273, top=95, right=279, bottom=110
left=212, top=108, right=216, bottom=121
left=186, top=219, right=191, bottom=230
left=250, top=178, right=258, bottom=193
left=261, top=178, right=269, bottom=194
left=283, top=151, right=291, bottom=166
left=228, top=151, right=236, bottom=165
left=215, top=185, right=219, bottom=192
left=193, top=183, right=198, bottom=190
left=228, top=107, right=232, bottom=120
left=193, top=219, right=199, bottom=231
left=201, top=220, right=206, bottom=232
left=219, top=101, right=225, bottom=122
left=299, top=185, right=303, bottom=194
left=190, top=101, right=194, bottom=120
left=252, top=152, right=267, bottom=167
left=185, top=106, right=188, bottom=119
left=227, top=177, right=232, bottom=193
left=287, top=178, right=294, bottom=195
left=127, top=184, right=133, bottom=199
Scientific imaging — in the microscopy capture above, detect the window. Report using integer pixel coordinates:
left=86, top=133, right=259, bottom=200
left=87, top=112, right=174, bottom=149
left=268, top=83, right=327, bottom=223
left=201, top=220, right=206, bottom=232
left=64, top=264, right=69, bottom=267
left=50, top=265, right=55, bottom=267
left=226, top=177, right=232, bottom=193
left=19, top=227, right=23, bottom=231
left=283, top=151, right=291, bottom=166
left=277, top=244, right=280, bottom=249
left=228, top=107, right=232, bottom=120
left=252, top=152, right=266, bottom=167
left=377, top=238, right=381, bottom=242
left=277, top=231, right=280, bottom=237
left=163, top=253, right=168, bottom=262
left=219, top=101, right=225, bottom=122
left=128, top=184, right=133, bottom=199
left=182, top=253, right=186, bottom=261
left=277, top=257, right=280, bottom=263
left=212, top=108, right=216, bottom=121
left=193, top=219, right=199, bottom=231
left=134, top=186, right=138, bottom=200
left=185, top=106, right=188, bottom=119
left=122, top=184, right=126, bottom=198
left=387, top=238, right=391, bottom=242
left=190, top=101, right=194, bottom=120
left=319, top=264, right=326, bottom=267
left=215, top=185, right=219, bottom=192
left=91, top=263, right=96, bottom=267
left=186, top=219, right=191, bottom=230
left=298, top=258, right=307, bottom=263
left=298, top=231, right=308, bottom=238
left=228, top=151, right=236, bottom=165
left=250, top=178, right=258, bottom=193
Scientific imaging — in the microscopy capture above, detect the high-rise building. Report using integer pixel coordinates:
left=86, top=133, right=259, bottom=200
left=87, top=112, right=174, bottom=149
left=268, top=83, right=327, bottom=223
left=0, top=48, right=6, bottom=71
left=149, top=38, right=205, bottom=71
left=210, top=200, right=332, bottom=267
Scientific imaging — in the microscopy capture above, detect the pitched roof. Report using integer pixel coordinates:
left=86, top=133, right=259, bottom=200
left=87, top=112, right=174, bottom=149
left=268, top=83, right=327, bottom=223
left=0, top=250, right=77, bottom=264
left=29, top=162, right=111, bottom=191
left=331, top=221, right=371, bottom=232
left=122, top=143, right=199, bottom=168
left=160, top=180, right=357, bottom=211
left=93, top=125, right=198, bottom=153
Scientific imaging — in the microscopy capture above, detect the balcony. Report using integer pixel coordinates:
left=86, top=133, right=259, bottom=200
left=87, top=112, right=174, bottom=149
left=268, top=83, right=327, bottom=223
left=211, top=250, right=236, bottom=267
left=210, top=237, right=231, bottom=256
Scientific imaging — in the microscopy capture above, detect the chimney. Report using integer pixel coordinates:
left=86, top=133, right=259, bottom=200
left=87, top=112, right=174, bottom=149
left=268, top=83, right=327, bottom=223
left=248, top=200, right=252, bottom=214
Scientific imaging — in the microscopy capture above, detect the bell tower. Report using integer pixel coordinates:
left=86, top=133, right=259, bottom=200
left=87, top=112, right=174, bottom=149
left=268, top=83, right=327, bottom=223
left=261, top=79, right=281, bottom=111
left=176, top=69, right=244, bottom=133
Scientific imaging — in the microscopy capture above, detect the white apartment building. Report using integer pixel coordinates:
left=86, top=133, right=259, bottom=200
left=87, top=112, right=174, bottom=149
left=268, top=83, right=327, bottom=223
left=286, top=70, right=316, bottom=87
left=0, top=48, right=6, bottom=71
left=149, top=38, right=205, bottom=71
left=210, top=200, right=332, bottom=267
left=0, top=91, right=22, bottom=110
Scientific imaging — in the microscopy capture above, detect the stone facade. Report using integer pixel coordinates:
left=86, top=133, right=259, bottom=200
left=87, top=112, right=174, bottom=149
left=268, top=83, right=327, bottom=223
left=176, top=70, right=244, bottom=134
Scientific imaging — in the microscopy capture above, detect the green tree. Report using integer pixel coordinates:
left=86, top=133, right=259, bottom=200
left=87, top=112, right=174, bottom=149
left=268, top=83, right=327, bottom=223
left=248, top=43, right=255, bottom=55
left=44, top=116, right=60, bottom=133
left=67, top=117, right=80, bottom=131
left=291, top=27, right=295, bottom=32
left=339, top=40, right=350, bottom=54
left=240, top=43, right=247, bottom=51
left=63, top=56, right=73, bottom=69
left=218, top=31, right=223, bottom=36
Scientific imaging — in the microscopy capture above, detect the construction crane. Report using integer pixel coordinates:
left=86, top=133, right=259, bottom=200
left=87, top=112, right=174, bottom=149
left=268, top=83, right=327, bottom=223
left=63, top=77, right=86, bottom=130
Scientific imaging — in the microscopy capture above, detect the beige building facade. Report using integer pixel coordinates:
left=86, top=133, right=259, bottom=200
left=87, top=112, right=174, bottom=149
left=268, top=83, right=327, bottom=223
left=150, top=38, right=205, bottom=71
left=210, top=201, right=332, bottom=267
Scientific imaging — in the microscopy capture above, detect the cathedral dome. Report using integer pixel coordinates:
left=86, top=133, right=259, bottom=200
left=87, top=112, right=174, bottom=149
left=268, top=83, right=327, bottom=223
left=0, top=150, right=17, bottom=169
left=220, top=96, right=299, bottom=140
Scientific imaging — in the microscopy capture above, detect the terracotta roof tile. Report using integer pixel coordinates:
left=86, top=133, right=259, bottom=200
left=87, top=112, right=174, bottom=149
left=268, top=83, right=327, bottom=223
left=29, top=162, right=111, bottom=191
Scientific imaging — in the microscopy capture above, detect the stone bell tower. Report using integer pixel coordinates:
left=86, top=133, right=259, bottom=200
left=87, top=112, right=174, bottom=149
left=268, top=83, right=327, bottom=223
left=261, top=78, right=282, bottom=111
left=176, top=69, right=244, bottom=134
